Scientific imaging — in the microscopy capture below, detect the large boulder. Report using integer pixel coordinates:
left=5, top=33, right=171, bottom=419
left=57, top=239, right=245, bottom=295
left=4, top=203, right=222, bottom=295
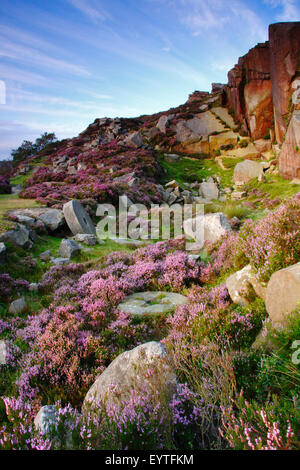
left=58, top=239, right=81, bottom=259
left=118, top=291, right=187, bottom=316
left=279, top=110, right=300, bottom=179
left=63, top=200, right=95, bottom=235
left=265, top=262, right=300, bottom=326
left=226, top=265, right=266, bottom=306
left=8, top=208, right=65, bottom=233
left=82, top=342, right=176, bottom=416
left=233, top=159, right=264, bottom=185
left=156, top=114, right=174, bottom=133
left=38, top=209, right=65, bottom=232
left=184, top=212, right=231, bottom=244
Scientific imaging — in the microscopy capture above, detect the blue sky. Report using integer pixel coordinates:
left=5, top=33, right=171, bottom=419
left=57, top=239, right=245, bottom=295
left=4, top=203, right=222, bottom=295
left=0, top=0, right=300, bottom=159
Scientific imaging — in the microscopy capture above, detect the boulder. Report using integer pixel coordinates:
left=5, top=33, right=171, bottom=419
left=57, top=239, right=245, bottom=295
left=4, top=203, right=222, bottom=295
left=63, top=200, right=95, bottom=235
left=125, top=131, right=143, bottom=148
left=118, top=291, right=187, bottom=316
left=0, top=340, right=8, bottom=365
left=40, top=250, right=51, bottom=262
left=51, top=257, right=70, bottom=266
left=0, top=224, right=32, bottom=249
left=184, top=212, right=231, bottom=244
left=265, top=262, right=300, bottom=326
left=9, top=297, right=27, bottom=315
left=254, top=139, right=272, bottom=153
left=279, top=111, right=300, bottom=179
left=226, top=265, right=266, bottom=306
left=233, top=159, right=264, bottom=185
left=36, top=209, right=64, bottom=232
left=82, top=342, right=176, bottom=415
left=199, top=181, right=219, bottom=200
left=0, top=242, right=6, bottom=263
left=164, top=153, right=181, bottom=162
left=58, top=239, right=81, bottom=258
left=74, top=233, right=97, bottom=246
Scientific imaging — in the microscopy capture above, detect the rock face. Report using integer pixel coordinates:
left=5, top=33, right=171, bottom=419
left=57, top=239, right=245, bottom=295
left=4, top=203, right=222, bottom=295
left=265, top=262, right=300, bottom=326
left=226, top=41, right=272, bottom=139
left=8, top=208, right=65, bottom=233
left=8, top=297, right=27, bottom=315
left=118, top=291, right=187, bottom=316
left=233, top=160, right=264, bottom=185
left=157, top=115, right=174, bottom=133
left=63, top=200, right=95, bottom=235
left=279, top=111, right=300, bottom=179
left=82, top=342, right=176, bottom=415
left=184, top=212, right=231, bottom=244
left=226, top=265, right=266, bottom=306
left=269, top=22, right=300, bottom=144
left=58, top=239, right=81, bottom=258
left=209, top=131, right=238, bottom=152
left=125, top=131, right=143, bottom=148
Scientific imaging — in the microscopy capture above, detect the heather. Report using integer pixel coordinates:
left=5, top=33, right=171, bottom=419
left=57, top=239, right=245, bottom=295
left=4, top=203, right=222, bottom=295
left=0, top=177, right=11, bottom=195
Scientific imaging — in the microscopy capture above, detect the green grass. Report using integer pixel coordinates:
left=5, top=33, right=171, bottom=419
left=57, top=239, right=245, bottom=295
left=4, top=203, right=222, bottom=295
left=245, top=174, right=300, bottom=201
left=0, top=194, right=42, bottom=233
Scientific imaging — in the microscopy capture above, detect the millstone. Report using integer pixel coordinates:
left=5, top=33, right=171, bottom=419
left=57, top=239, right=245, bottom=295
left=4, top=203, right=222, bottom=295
left=63, top=200, right=95, bottom=235
left=118, top=291, right=187, bottom=316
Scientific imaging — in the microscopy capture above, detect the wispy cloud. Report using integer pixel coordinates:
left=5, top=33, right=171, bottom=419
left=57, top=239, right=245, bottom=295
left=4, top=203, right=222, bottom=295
left=264, top=0, right=300, bottom=21
left=66, top=0, right=110, bottom=23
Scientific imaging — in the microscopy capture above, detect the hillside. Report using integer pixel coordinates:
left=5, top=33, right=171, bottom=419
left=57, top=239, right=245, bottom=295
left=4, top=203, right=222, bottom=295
left=0, top=22, right=299, bottom=451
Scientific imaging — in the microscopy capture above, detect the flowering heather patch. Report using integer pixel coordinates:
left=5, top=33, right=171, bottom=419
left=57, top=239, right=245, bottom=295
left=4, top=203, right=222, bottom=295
left=0, top=273, right=29, bottom=302
left=220, top=394, right=299, bottom=450
left=21, top=143, right=163, bottom=207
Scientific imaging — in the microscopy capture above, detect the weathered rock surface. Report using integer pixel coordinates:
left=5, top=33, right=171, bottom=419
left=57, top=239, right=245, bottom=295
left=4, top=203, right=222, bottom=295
left=34, top=405, right=58, bottom=435
left=157, top=115, right=174, bottom=133
left=233, top=159, right=264, bottom=185
left=226, top=265, right=266, bottom=306
left=125, top=131, right=143, bottom=148
left=63, top=200, right=95, bottom=235
left=82, top=342, right=176, bottom=415
left=209, top=131, right=238, bottom=152
left=269, top=22, right=300, bottom=143
left=8, top=208, right=65, bottom=233
left=199, top=181, right=219, bottom=200
left=58, top=239, right=81, bottom=258
left=265, top=262, right=300, bottom=326
left=279, top=111, right=300, bottom=179
left=118, top=291, right=187, bottom=316
left=9, top=297, right=27, bottom=315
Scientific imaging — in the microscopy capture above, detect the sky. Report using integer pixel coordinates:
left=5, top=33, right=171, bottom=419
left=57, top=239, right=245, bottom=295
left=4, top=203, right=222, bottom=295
left=0, top=0, right=300, bottom=159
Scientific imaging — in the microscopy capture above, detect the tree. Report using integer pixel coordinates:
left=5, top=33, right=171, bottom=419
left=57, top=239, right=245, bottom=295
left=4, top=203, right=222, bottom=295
left=11, top=132, right=57, bottom=165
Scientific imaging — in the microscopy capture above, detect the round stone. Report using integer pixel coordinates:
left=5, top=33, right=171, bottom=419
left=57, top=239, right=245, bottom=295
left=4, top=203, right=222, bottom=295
left=118, top=291, right=187, bottom=316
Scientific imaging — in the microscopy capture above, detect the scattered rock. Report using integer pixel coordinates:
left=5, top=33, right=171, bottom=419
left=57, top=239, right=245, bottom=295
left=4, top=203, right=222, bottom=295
left=0, top=340, right=8, bottom=365
left=118, top=291, right=187, bottom=316
left=51, top=257, right=70, bottom=266
left=157, top=115, right=174, bottom=133
left=59, top=239, right=81, bottom=258
left=9, top=297, right=27, bottom=315
left=82, top=342, right=176, bottom=416
left=63, top=200, right=95, bottom=235
left=233, top=159, right=264, bottom=185
left=231, top=190, right=247, bottom=200
left=199, top=181, right=219, bottom=200
left=74, top=233, right=97, bottom=245
left=0, top=242, right=6, bottom=263
left=125, top=131, right=143, bottom=148
left=265, top=262, right=300, bottom=326
left=34, top=405, right=58, bottom=435
left=164, top=153, right=181, bottom=162
left=37, top=209, right=65, bottom=232
left=40, top=250, right=51, bottom=262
